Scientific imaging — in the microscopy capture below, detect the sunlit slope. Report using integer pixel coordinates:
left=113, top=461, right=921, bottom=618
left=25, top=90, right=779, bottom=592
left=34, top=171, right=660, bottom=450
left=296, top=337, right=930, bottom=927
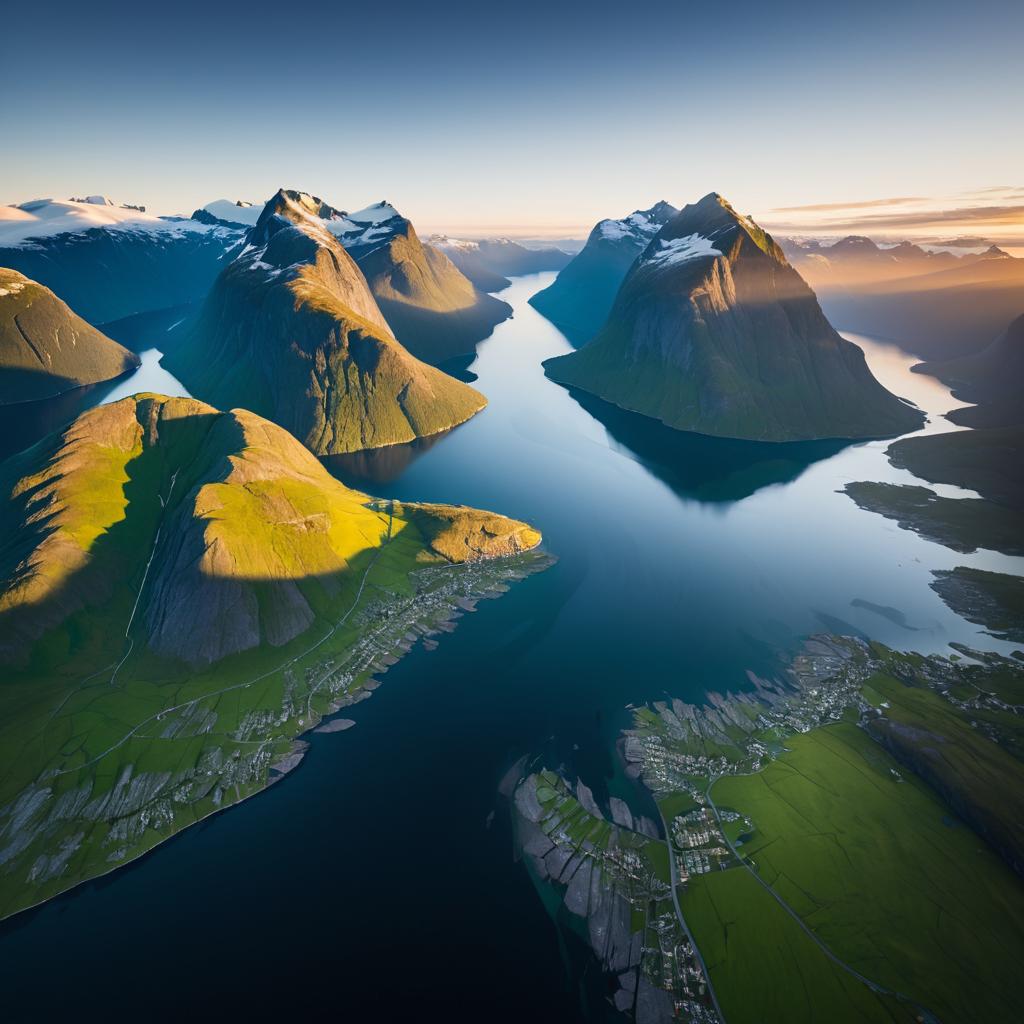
left=163, top=190, right=486, bottom=454
left=544, top=194, right=925, bottom=441
left=0, top=269, right=139, bottom=403
left=0, top=393, right=544, bottom=921
left=0, top=394, right=540, bottom=668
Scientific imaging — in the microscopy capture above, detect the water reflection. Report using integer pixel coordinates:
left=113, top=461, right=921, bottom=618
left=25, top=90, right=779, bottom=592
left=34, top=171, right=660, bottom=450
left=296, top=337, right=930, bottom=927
left=0, top=349, right=191, bottom=464
left=323, top=427, right=456, bottom=485
left=563, top=386, right=850, bottom=504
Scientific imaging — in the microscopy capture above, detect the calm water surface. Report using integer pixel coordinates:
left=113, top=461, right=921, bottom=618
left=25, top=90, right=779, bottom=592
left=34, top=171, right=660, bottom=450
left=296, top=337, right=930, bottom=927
left=1, top=275, right=1017, bottom=1019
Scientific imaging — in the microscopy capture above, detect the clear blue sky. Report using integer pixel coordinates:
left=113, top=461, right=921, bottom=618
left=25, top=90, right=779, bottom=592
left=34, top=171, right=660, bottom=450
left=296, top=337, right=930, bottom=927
left=2, top=0, right=1022, bottom=238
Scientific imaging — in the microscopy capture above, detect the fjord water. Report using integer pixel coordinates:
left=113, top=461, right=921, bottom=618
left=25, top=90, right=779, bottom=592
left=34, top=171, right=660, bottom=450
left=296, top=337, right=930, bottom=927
left=1, top=275, right=1018, bottom=1019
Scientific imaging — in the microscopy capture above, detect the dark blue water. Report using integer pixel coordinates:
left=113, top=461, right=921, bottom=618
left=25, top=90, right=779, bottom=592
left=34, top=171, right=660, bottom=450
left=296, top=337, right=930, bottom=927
left=1, top=274, right=1018, bottom=1019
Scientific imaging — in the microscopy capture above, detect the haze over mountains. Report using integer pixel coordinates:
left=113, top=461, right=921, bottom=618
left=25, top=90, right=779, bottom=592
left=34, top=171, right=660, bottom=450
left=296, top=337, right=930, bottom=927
left=164, top=190, right=487, bottom=455
left=544, top=194, right=924, bottom=442
left=782, top=235, right=1024, bottom=361
left=917, top=312, right=1024, bottom=429
left=0, top=269, right=139, bottom=403
left=431, top=236, right=572, bottom=292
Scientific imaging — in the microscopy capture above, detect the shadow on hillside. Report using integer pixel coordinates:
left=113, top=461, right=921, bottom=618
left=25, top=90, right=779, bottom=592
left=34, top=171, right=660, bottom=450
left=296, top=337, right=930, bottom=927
left=563, top=386, right=851, bottom=505
left=377, top=293, right=512, bottom=366
left=0, top=369, right=139, bottom=464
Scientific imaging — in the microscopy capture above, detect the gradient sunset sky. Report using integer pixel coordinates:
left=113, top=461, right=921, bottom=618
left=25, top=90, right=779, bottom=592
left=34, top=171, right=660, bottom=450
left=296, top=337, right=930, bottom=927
left=3, top=0, right=1022, bottom=244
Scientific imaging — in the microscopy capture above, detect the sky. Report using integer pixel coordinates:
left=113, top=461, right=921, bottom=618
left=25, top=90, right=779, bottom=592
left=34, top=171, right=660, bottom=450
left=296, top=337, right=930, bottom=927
left=3, top=0, right=1023, bottom=243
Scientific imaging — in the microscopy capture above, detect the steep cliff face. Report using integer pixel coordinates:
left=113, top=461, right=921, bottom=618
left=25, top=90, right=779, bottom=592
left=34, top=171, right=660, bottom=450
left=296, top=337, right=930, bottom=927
left=529, top=202, right=677, bottom=345
left=163, top=190, right=486, bottom=455
left=544, top=194, right=925, bottom=442
left=0, top=394, right=542, bottom=667
left=0, top=269, right=139, bottom=402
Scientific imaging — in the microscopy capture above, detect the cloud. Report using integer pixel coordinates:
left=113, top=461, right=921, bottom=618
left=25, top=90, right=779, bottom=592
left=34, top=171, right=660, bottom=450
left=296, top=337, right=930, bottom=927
left=763, top=204, right=1024, bottom=235
left=770, top=197, right=926, bottom=213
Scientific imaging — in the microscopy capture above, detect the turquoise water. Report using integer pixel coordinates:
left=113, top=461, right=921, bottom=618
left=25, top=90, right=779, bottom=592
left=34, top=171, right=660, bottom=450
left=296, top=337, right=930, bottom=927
left=0, top=274, right=1017, bottom=1019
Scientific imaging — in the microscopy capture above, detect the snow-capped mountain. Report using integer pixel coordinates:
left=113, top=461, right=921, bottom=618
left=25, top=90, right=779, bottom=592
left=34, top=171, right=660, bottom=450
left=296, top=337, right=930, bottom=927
left=529, top=201, right=678, bottom=345
left=0, top=196, right=244, bottom=326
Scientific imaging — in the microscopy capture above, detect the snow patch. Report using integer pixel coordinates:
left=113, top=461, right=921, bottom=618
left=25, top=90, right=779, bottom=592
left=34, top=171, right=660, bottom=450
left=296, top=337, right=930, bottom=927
left=644, top=233, right=722, bottom=267
left=0, top=198, right=228, bottom=247
left=201, top=199, right=262, bottom=226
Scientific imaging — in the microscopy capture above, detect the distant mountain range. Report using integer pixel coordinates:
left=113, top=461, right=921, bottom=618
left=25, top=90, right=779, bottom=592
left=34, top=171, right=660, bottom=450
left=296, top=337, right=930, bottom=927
left=529, top=202, right=678, bottom=345
left=0, top=197, right=242, bottom=324
left=544, top=193, right=924, bottom=442
left=781, top=235, right=1024, bottom=361
left=0, top=269, right=138, bottom=403
left=430, top=236, right=572, bottom=292
left=163, top=190, right=487, bottom=454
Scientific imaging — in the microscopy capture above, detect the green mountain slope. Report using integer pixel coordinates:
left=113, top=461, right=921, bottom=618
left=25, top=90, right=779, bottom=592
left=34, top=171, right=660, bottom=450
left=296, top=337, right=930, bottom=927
left=162, top=190, right=486, bottom=454
left=0, top=393, right=545, bottom=919
left=544, top=193, right=925, bottom=442
left=0, top=269, right=139, bottom=403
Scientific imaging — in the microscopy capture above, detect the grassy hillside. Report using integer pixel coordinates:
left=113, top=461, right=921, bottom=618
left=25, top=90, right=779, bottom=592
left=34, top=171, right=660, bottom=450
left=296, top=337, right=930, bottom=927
left=0, top=394, right=546, bottom=920
left=0, top=269, right=138, bottom=403
left=698, top=722, right=1024, bottom=1023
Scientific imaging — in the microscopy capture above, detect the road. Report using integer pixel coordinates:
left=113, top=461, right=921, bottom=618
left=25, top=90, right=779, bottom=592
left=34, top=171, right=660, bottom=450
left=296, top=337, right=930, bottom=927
left=655, top=804, right=727, bottom=1023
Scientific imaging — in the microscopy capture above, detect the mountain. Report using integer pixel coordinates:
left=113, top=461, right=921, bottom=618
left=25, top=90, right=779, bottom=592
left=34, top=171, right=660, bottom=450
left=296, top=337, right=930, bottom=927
left=529, top=202, right=678, bottom=344
left=0, top=269, right=139, bottom=403
left=782, top=235, right=1024, bottom=361
left=430, top=236, right=572, bottom=292
left=0, top=197, right=243, bottom=325
left=544, top=193, right=925, bottom=442
left=0, top=392, right=545, bottom=920
left=0, top=393, right=541, bottom=667
left=915, top=312, right=1024, bottom=428
left=162, top=190, right=486, bottom=454
left=332, top=204, right=512, bottom=363
left=191, top=199, right=262, bottom=228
